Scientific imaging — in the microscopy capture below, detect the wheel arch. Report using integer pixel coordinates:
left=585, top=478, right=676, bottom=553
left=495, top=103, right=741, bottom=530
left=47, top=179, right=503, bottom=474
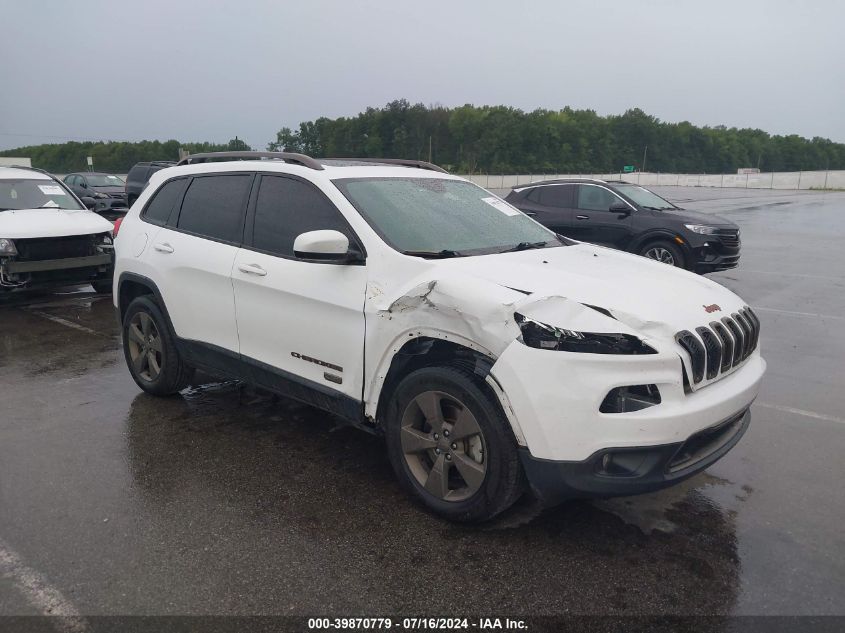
left=117, top=272, right=174, bottom=333
left=369, top=333, right=498, bottom=429
left=629, top=229, right=682, bottom=253
left=630, top=231, right=692, bottom=264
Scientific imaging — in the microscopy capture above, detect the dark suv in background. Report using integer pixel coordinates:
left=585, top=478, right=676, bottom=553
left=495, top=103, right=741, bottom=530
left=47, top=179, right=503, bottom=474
left=505, top=179, right=741, bottom=274
left=125, top=161, right=175, bottom=207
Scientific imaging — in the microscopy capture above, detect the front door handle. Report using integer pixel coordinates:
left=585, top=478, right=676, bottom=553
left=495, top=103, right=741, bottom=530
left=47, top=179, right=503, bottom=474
left=524, top=211, right=537, bottom=216
left=576, top=215, right=590, bottom=220
left=153, top=242, right=174, bottom=253
left=238, top=263, right=267, bottom=276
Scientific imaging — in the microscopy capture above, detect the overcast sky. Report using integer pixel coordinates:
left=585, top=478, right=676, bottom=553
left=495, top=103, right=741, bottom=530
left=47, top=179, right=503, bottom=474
left=1, top=0, right=843, bottom=151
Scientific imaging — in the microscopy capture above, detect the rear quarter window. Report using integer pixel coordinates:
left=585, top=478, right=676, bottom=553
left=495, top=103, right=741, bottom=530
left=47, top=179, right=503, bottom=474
left=141, top=178, right=187, bottom=225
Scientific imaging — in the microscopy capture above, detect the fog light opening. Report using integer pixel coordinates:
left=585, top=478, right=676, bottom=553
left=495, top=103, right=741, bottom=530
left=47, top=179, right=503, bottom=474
left=598, top=451, right=649, bottom=477
left=599, top=384, right=661, bottom=413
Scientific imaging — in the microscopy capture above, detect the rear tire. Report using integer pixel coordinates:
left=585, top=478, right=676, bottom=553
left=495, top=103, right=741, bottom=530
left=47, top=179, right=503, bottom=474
left=639, top=240, right=685, bottom=268
left=385, top=366, right=524, bottom=522
left=122, top=295, right=193, bottom=396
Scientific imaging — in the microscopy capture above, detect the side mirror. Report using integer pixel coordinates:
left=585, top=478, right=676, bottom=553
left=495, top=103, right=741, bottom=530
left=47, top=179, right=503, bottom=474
left=80, top=182, right=88, bottom=189
left=80, top=196, right=97, bottom=209
left=293, top=230, right=362, bottom=263
left=609, top=201, right=630, bottom=215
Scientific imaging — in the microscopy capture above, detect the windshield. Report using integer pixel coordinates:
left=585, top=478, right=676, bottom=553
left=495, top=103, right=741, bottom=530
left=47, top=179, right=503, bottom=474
left=0, top=178, right=84, bottom=211
left=334, top=177, right=561, bottom=256
left=85, top=174, right=125, bottom=187
left=614, top=184, right=677, bottom=210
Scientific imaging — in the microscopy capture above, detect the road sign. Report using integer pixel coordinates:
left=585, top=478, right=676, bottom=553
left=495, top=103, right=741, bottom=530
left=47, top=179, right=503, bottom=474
left=622, top=165, right=635, bottom=173
left=86, top=156, right=93, bottom=167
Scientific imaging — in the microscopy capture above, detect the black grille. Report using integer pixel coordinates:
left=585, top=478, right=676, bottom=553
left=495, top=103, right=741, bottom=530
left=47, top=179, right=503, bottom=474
left=667, top=409, right=747, bottom=473
left=715, top=229, right=740, bottom=248
left=696, top=326, right=722, bottom=380
left=710, top=321, right=734, bottom=373
left=14, top=235, right=97, bottom=261
left=675, top=330, right=706, bottom=383
left=676, top=307, right=760, bottom=386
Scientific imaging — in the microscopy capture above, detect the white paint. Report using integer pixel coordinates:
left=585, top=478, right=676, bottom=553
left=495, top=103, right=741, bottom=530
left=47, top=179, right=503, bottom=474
left=116, top=159, right=765, bottom=465
left=0, top=536, right=88, bottom=631
left=756, top=402, right=845, bottom=425
left=26, top=310, right=107, bottom=337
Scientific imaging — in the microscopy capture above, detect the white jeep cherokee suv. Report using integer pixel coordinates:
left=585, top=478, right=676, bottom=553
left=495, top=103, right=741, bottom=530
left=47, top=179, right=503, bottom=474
left=113, top=151, right=766, bottom=522
left=1, top=166, right=115, bottom=293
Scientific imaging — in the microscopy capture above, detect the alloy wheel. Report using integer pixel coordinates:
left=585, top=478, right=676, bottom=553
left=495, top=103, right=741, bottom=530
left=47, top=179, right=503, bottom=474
left=400, top=390, right=487, bottom=502
left=127, top=311, right=162, bottom=382
left=644, top=246, right=676, bottom=265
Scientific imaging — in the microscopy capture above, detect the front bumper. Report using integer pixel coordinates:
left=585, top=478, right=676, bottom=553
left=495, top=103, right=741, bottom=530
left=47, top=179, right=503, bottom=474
left=687, top=236, right=741, bottom=273
left=489, top=339, right=765, bottom=462
left=519, top=408, right=750, bottom=503
left=1, top=253, right=113, bottom=290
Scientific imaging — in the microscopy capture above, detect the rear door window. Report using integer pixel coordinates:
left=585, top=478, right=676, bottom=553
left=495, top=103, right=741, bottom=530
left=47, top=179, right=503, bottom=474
left=539, top=185, right=575, bottom=207
left=175, top=174, right=252, bottom=243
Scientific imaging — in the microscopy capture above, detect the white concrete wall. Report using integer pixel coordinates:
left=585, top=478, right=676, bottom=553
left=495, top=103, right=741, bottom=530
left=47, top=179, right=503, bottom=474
left=0, top=157, right=32, bottom=167
left=460, top=170, right=845, bottom=191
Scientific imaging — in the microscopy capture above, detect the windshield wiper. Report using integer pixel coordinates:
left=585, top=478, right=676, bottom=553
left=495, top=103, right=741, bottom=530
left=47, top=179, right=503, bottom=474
left=402, top=249, right=463, bottom=259
left=498, top=241, right=550, bottom=253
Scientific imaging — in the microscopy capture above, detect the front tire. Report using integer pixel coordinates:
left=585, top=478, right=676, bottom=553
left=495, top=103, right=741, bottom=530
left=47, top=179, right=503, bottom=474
left=122, top=295, right=192, bottom=396
left=640, top=240, right=685, bottom=268
left=385, top=366, right=524, bottom=522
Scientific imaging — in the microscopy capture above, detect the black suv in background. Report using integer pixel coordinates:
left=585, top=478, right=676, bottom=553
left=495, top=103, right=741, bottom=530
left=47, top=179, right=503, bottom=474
left=125, top=161, right=175, bottom=207
left=63, top=172, right=128, bottom=219
left=505, top=179, right=741, bottom=274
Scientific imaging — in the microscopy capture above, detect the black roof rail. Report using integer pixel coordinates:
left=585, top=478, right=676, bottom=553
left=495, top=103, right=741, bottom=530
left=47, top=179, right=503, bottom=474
left=176, top=151, right=324, bottom=171
left=322, top=157, right=448, bottom=174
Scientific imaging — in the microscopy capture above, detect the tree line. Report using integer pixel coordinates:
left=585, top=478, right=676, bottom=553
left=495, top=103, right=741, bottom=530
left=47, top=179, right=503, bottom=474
left=0, top=137, right=250, bottom=173
left=269, top=100, right=845, bottom=174
left=4, top=101, right=844, bottom=174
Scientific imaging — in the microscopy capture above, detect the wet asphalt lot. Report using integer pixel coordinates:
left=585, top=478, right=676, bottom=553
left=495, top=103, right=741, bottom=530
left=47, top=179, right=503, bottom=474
left=1, top=186, right=844, bottom=620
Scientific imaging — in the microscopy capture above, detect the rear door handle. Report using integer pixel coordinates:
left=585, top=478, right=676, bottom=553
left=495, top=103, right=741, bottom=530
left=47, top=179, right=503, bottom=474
left=238, top=263, right=267, bottom=276
left=576, top=215, right=590, bottom=220
left=153, top=242, right=174, bottom=253
left=524, top=211, right=537, bottom=216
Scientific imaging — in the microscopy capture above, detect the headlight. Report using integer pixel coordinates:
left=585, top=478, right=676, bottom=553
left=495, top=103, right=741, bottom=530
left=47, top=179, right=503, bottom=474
left=94, top=192, right=110, bottom=199
left=0, top=238, right=17, bottom=255
left=514, top=313, right=657, bottom=354
left=684, top=224, right=720, bottom=235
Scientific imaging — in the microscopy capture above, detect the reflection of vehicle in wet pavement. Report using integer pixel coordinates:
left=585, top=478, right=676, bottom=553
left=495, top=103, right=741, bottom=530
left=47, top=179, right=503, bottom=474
left=0, top=186, right=844, bottom=617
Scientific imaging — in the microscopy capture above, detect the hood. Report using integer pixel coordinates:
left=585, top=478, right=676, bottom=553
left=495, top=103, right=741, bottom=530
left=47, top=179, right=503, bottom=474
left=660, top=208, right=737, bottom=228
left=0, top=207, right=114, bottom=239
left=437, top=243, right=747, bottom=339
left=89, top=185, right=125, bottom=195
